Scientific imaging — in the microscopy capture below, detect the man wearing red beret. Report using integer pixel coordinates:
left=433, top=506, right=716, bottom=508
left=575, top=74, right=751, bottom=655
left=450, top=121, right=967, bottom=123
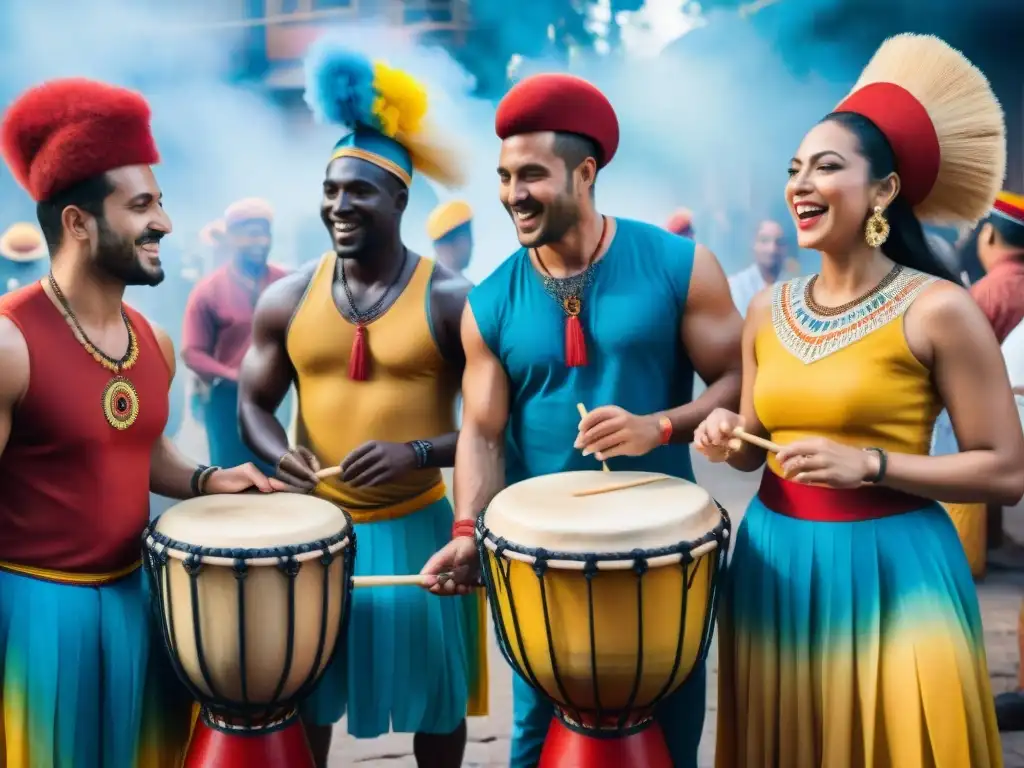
left=423, top=73, right=743, bottom=767
left=0, top=77, right=281, bottom=767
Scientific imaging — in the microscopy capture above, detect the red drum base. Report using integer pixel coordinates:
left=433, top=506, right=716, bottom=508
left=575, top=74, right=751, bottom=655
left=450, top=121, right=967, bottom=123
left=538, top=716, right=672, bottom=768
left=183, top=715, right=315, bottom=768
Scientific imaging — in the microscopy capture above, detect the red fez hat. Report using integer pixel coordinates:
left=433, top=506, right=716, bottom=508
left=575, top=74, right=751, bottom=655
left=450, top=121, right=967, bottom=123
left=1, top=78, right=159, bottom=203
left=834, top=82, right=940, bottom=208
left=495, top=74, right=619, bottom=168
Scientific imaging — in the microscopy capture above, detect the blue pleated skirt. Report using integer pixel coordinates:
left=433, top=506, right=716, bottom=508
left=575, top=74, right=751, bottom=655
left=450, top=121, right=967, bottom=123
left=0, top=568, right=193, bottom=768
left=716, top=496, right=1002, bottom=768
left=300, top=497, right=484, bottom=738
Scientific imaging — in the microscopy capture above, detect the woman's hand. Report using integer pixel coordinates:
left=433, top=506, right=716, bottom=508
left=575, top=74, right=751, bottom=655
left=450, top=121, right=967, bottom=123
left=694, top=409, right=744, bottom=463
left=776, top=438, right=880, bottom=488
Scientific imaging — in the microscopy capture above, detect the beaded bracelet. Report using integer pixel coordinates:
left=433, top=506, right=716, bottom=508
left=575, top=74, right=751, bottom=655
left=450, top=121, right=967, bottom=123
left=408, top=440, right=432, bottom=469
left=190, top=465, right=208, bottom=497
left=198, top=465, right=221, bottom=495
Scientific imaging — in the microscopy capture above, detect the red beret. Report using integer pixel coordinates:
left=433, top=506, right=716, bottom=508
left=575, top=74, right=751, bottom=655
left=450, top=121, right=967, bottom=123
left=495, top=74, right=619, bottom=168
left=1, top=78, right=159, bottom=202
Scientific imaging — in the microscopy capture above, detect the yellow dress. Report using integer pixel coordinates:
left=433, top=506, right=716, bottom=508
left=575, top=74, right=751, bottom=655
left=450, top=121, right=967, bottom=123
left=716, top=270, right=1003, bottom=768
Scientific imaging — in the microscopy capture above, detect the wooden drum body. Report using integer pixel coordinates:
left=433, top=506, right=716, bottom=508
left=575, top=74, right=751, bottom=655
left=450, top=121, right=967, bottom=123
left=478, top=471, right=730, bottom=766
left=142, top=493, right=354, bottom=767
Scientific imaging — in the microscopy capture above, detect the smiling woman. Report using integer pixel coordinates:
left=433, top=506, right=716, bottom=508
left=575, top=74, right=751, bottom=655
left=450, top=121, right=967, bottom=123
left=700, top=34, right=1022, bottom=768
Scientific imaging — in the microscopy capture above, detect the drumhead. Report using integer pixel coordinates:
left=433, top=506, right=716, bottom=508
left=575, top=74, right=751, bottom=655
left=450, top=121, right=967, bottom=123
left=483, top=471, right=719, bottom=553
left=154, top=493, right=349, bottom=550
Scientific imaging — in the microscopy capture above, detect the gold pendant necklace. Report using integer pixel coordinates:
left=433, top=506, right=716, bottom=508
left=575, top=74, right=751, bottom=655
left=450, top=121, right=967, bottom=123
left=48, top=273, right=141, bottom=430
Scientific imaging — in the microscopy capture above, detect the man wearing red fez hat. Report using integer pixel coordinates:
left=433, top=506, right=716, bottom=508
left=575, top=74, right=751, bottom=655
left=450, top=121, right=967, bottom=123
left=422, top=72, right=744, bottom=768
left=0, top=78, right=283, bottom=767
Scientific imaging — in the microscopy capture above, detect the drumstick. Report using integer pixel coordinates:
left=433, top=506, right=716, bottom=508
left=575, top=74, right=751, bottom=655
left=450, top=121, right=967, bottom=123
left=350, top=572, right=481, bottom=589
left=315, top=466, right=341, bottom=480
left=575, top=403, right=610, bottom=472
left=731, top=427, right=781, bottom=454
left=571, top=474, right=670, bottom=497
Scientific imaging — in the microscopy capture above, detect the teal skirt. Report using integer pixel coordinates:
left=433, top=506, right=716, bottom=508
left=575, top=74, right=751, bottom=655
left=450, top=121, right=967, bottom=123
left=301, top=497, right=482, bottom=738
left=716, top=496, right=1001, bottom=767
left=0, top=568, right=193, bottom=768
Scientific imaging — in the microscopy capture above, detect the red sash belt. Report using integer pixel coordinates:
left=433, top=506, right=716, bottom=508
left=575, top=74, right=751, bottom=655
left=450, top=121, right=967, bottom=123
left=758, top=470, right=931, bottom=522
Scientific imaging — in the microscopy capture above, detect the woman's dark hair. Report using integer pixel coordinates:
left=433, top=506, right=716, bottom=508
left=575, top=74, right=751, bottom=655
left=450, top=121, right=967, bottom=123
left=821, top=111, right=959, bottom=283
left=36, top=172, right=114, bottom=250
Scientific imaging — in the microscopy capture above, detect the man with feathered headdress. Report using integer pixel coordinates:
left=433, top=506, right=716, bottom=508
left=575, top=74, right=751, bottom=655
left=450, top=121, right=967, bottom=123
left=0, top=77, right=281, bottom=767
left=182, top=197, right=288, bottom=473
left=237, top=40, right=487, bottom=767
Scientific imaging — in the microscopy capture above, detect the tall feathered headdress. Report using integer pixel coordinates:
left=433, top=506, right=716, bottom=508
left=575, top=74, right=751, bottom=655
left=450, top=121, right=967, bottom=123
left=833, top=33, right=1005, bottom=225
left=303, top=39, right=464, bottom=189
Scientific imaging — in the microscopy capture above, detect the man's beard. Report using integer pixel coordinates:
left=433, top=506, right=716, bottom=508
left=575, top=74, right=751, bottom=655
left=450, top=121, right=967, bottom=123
left=95, top=219, right=165, bottom=287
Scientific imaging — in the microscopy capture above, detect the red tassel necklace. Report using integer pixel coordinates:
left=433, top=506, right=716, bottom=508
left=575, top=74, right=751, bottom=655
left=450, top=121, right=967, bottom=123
left=534, top=216, right=608, bottom=368
left=338, top=248, right=408, bottom=381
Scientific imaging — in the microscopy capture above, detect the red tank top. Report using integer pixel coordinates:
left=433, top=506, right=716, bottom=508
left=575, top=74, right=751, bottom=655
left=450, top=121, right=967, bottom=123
left=0, top=282, right=170, bottom=572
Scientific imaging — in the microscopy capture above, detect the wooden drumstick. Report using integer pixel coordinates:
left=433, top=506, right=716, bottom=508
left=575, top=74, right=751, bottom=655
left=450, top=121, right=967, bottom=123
left=315, top=465, right=341, bottom=480
left=731, top=427, right=781, bottom=454
left=576, top=403, right=610, bottom=472
left=572, top=474, right=670, bottom=497
left=351, top=572, right=481, bottom=589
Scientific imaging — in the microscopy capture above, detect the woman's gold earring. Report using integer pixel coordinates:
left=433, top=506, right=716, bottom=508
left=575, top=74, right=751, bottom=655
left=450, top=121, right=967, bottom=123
left=865, top=206, right=890, bottom=248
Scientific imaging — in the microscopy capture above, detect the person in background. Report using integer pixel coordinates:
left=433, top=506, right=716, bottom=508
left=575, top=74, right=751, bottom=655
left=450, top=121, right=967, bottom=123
left=427, top=200, right=474, bottom=276
left=665, top=207, right=695, bottom=238
left=995, top=312, right=1024, bottom=733
left=970, top=191, right=1024, bottom=343
left=0, top=221, right=48, bottom=294
left=181, top=198, right=287, bottom=473
left=727, top=218, right=789, bottom=316
left=933, top=193, right=1024, bottom=566
left=724, top=219, right=786, bottom=319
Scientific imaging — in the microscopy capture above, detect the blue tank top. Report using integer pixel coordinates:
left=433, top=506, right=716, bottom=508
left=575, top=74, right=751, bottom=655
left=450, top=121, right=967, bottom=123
left=469, top=218, right=696, bottom=486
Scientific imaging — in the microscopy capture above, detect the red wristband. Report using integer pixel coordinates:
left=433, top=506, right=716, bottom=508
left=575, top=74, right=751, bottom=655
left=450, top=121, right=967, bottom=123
left=452, top=519, right=476, bottom=539
left=658, top=415, right=673, bottom=445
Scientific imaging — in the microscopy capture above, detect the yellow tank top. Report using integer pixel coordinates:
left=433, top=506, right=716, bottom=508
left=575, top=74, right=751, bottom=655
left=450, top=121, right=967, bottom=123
left=754, top=269, right=941, bottom=478
left=286, top=253, right=460, bottom=520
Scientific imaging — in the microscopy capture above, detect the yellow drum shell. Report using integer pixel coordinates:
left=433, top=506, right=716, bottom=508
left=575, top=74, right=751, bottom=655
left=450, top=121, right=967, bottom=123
left=484, top=548, right=715, bottom=714
left=480, top=470, right=727, bottom=724
left=149, top=493, right=352, bottom=706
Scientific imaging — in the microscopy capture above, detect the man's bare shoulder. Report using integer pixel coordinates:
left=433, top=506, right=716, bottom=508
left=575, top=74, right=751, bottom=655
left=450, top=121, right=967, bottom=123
left=0, top=316, right=30, bottom=403
left=256, top=260, right=320, bottom=321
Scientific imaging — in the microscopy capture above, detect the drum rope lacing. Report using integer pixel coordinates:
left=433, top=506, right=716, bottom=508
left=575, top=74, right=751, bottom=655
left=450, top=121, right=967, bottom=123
left=477, top=504, right=731, bottom=736
left=143, top=524, right=356, bottom=731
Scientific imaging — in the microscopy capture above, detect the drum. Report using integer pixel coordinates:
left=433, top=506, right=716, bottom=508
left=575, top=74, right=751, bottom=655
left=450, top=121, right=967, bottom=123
left=477, top=471, right=730, bottom=768
left=143, top=493, right=354, bottom=768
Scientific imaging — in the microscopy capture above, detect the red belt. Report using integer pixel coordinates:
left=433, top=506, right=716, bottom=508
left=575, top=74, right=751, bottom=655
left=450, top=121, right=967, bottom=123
left=757, top=470, right=930, bottom=522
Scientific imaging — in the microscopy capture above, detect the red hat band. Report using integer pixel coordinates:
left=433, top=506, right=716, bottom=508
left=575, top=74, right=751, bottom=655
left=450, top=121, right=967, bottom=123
left=993, top=193, right=1024, bottom=226
left=834, top=82, right=940, bottom=207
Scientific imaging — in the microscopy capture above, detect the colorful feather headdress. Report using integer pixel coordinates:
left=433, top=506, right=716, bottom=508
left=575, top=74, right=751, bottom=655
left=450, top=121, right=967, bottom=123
left=303, top=38, right=464, bottom=189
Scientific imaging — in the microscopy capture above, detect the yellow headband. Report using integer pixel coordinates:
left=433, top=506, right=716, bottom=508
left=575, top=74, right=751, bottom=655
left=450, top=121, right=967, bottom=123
left=330, top=146, right=413, bottom=188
